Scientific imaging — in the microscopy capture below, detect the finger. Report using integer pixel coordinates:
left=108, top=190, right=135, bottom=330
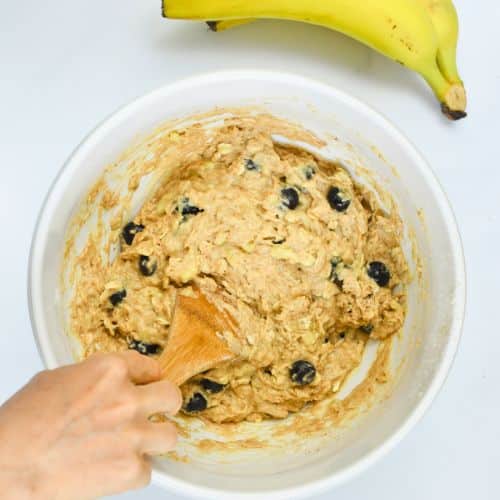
left=135, top=379, right=183, bottom=416
left=115, top=350, right=162, bottom=385
left=134, top=421, right=178, bottom=455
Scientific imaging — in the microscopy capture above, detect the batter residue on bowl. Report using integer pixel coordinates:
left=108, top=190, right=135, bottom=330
left=68, top=112, right=408, bottom=424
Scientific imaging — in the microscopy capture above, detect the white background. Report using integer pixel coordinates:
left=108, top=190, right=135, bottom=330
left=0, top=1, right=498, bottom=498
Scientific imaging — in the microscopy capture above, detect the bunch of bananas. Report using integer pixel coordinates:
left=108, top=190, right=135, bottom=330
left=162, top=0, right=467, bottom=119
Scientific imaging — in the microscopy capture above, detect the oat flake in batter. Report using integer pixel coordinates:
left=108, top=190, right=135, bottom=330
left=70, top=114, right=408, bottom=424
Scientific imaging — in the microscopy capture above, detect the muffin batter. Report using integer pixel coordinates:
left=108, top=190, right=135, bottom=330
left=70, top=116, right=408, bottom=424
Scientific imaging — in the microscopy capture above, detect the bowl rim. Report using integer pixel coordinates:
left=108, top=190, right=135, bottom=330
left=27, top=69, right=466, bottom=499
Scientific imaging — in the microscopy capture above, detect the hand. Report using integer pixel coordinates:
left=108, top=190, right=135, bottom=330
left=0, top=351, right=182, bottom=500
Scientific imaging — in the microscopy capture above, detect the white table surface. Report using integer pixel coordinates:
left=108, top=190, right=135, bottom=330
left=0, top=1, right=498, bottom=498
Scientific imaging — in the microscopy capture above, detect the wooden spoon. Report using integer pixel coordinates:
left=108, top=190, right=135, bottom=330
left=158, top=290, right=236, bottom=385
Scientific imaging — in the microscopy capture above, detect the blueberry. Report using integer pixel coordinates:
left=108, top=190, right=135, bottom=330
left=122, top=222, right=144, bottom=245
left=281, top=187, right=299, bottom=210
left=185, top=392, right=207, bottom=412
left=244, top=158, right=260, bottom=171
left=182, top=205, right=203, bottom=216
left=329, top=258, right=343, bottom=289
left=339, top=332, right=346, bottom=339
left=279, top=175, right=287, bottom=183
left=360, top=324, right=374, bottom=334
left=304, top=166, right=316, bottom=180
left=289, top=360, right=316, bottom=385
left=327, top=187, right=351, bottom=212
left=175, top=196, right=205, bottom=221
left=367, top=261, right=391, bottom=287
left=139, top=255, right=157, bottom=277
left=200, top=378, right=225, bottom=394
left=129, top=339, right=161, bottom=355
left=109, top=289, right=126, bottom=306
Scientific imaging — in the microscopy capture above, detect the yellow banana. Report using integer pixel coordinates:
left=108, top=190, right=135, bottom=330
left=416, top=0, right=461, bottom=84
left=208, top=0, right=462, bottom=85
left=206, top=1, right=465, bottom=117
left=162, top=0, right=467, bottom=119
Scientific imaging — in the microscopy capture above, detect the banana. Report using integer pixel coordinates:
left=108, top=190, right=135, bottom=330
left=209, top=1, right=463, bottom=85
left=205, top=1, right=466, bottom=119
left=162, top=0, right=467, bottom=119
left=417, top=0, right=465, bottom=119
left=416, top=0, right=461, bottom=84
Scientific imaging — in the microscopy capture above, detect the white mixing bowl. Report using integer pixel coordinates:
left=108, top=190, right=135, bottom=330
left=28, top=71, right=465, bottom=499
